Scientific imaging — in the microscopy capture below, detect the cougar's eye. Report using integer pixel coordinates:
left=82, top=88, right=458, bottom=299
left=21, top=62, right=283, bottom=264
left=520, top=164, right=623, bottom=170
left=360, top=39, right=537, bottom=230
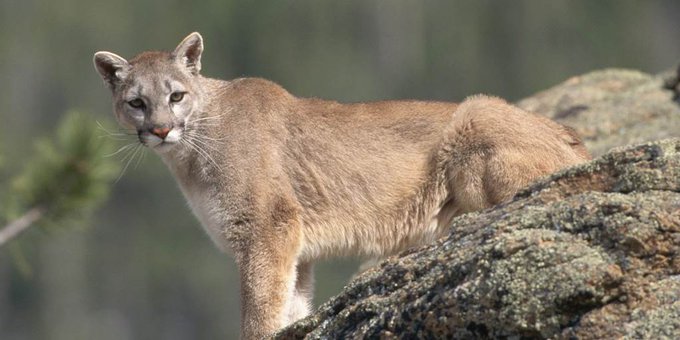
left=128, top=98, right=145, bottom=109
left=170, top=92, right=185, bottom=103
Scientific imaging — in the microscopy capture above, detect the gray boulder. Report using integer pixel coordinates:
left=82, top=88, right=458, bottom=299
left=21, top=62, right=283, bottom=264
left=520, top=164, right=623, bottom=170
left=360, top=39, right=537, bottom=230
left=518, top=68, right=680, bottom=156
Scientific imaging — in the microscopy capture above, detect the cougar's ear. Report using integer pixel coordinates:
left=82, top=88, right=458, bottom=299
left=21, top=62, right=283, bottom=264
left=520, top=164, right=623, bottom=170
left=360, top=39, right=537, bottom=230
left=93, top=52, right=130, bottom=89
left=173, top=32, right=203, bottom=75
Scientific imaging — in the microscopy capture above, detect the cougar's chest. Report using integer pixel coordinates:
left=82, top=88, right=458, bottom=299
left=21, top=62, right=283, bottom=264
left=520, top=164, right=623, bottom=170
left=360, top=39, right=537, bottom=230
left=164, top=154, right=232, bottom=252
left=181, top=178, right=234, bottom=251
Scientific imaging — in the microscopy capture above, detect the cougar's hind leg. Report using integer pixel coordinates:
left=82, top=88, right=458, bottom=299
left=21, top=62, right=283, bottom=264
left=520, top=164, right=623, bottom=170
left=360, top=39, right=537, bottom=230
left=285, top=261, right=314, bottom=323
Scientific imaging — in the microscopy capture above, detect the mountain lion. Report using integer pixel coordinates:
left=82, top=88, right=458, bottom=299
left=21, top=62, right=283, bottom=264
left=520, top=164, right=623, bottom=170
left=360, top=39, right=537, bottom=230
left=93, top=32, right=590, bottom=339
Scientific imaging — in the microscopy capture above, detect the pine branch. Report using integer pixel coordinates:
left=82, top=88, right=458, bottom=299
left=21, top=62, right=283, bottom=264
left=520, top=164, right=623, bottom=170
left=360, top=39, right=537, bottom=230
left=0, top=206, right=46, bottom=246
left=0, top=111, right=119, bottom=248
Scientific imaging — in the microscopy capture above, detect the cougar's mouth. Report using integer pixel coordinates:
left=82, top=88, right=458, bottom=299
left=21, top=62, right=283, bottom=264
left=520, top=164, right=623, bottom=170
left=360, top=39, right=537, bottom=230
left=138, top=126, right=184, bottom=151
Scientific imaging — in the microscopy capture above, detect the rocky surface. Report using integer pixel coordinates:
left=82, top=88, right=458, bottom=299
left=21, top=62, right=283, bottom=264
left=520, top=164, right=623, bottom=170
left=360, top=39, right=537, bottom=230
left=274, top=69, right=680, bottom=339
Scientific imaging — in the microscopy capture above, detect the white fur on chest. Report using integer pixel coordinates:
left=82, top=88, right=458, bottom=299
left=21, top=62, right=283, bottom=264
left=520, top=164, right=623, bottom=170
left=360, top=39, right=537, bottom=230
left=163, top=157, right=229, bottom=252
left=162, top=152, right=231, bottom=252
left=182, top=183, right=231, bottom=252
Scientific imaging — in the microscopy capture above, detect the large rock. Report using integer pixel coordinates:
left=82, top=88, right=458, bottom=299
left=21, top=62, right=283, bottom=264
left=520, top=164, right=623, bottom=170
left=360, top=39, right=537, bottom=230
left=518, top=68, right=680, bottom=156
left=274, top=69, right=680, bottom=339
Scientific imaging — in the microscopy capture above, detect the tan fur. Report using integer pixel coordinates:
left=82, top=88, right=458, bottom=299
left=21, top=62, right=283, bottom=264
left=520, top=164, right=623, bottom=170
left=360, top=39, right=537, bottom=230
left=94, top=33, right=590, bottom=339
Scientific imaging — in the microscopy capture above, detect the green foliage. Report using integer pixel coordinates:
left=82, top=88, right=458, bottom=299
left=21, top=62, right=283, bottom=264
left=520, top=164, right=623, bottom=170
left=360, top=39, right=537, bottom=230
left=5, top=111, right=119, bottom=233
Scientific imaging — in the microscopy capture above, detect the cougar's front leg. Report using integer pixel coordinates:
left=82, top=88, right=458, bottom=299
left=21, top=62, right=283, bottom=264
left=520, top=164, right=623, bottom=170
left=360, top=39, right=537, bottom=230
left=233, top=202, right=303, bottom=339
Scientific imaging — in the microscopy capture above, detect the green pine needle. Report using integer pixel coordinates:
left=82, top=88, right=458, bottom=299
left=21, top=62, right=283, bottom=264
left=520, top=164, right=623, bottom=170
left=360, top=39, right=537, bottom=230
left=8, top=111, right=120, bottom=234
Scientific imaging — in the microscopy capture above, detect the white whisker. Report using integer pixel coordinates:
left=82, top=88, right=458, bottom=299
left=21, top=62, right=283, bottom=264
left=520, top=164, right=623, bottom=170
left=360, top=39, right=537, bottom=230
left=116, top=143, right=142, bottom=183
left=99, top=134, right=133, bottom=141
left=105, top=142, right=137, bottom=158
left=190, top=113, right=226, bottom=122
left=183, top=136, right=221, bottom=170
left=188, top=121, right=223, bottom=129
left=134, top=147, right=147, bottom=169
left=180, top=139, right=207, bottom=166
left=184, top=138, right=216, bottom=166
left=184, top=131, right=227, bottom=142
left=97, top=121, right=135, bottom=136
left=185, top=134, right=222, bottom=155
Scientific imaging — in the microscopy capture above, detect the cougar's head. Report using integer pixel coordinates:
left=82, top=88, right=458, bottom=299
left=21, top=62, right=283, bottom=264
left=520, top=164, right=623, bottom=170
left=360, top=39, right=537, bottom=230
left=93, top=32, right=204, bottom=153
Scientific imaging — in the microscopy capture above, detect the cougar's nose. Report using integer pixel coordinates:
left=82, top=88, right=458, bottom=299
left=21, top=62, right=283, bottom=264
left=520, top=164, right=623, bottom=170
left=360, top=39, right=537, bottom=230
left=150, top=127, right=171, bottom=139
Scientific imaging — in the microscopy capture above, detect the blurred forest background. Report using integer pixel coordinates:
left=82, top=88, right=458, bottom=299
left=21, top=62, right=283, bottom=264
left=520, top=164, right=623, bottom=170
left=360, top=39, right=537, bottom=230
left=1, top=1, right=679, bottom=339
